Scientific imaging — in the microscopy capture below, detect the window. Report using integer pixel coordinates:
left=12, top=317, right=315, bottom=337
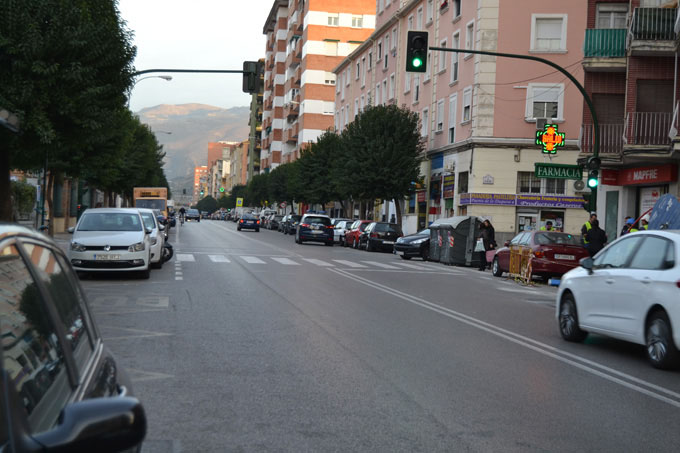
left=448, top=94, right=457, bottom=143
left=392, top=28, right=398, bottom=50
left=531, top=15, right=567, bottom=51
left=324, top=40, right=339, bottom=56
left=354, top=99, right=359, bottom=119
left=414, top=75, right=420, bottom=103
left=436, top=99, right=444, bottom=132
left=379, top=0, right=384, bottom=13
left=356, top=62, right=360, bottom=80
left=462, top=86, right=472, bottom=122
left=328, top=14, right=339, bottom=26
left=458, top=171, right=468, bottom=193
left=421, top=108, right=429, bottom=137
left=389, top=73, right=395, bottom=100
left=596, top=3, right=627, bottom=29
left=465, top=21, right=474, bottom=57
left=404, top=71, right=411, bottom=93
left=383, top=36, right=390, bottom=69
left=417, top=6, right=423, bottom=29
left=0, top=244, right=71, bottom=435
left=408, top=15, right=414, bottom=30
left=450, top=32, right=459, bottom=83
left=439, top=39, right=447, bottom=73
left=341, top=78, right=346, bottom=100
left=376, top=83, right=381, bottom=105
left=629, top=236, right=673, bottom=270
left=452, top=0, right=461, bottom=18
left=352, top=15, right=364, bottom=28
left=527, top=83, right=564, bottom=120
left=427, top=0, right=434, bottom=24
left=424, top=51, right=432, bottom=82
left=361, top=57, right=366, bottom=86
left=346, top=68, right=350, bottom=86
left=382, top=79, right=387, bottom=105
left=325, top=72, right=336, bottom=85
left=517, top=172, right=566, bottom=195
left=545, top=178, right=566, bottom=195
left=378, top=41, right=383, bottom=60
left=368, top=51, right=373, bottom=70
left=360, top=95, right=365, bottom=111
left=594, top=237, right=643, bottom=269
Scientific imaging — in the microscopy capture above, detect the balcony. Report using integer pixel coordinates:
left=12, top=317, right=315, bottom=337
left=582, top=29, right=627, bottom=72
left=285, top=123, right=298, bottom=143
left=623, top=111, right=673, bottom=147
left=628, top=7, right=677, bottom=56
left=580, top=123, right=624, bottom=155
left=284, top=102, right=299, bottom=120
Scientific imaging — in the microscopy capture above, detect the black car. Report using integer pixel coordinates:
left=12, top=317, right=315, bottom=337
left=238, top=213, right=260, bottom=232
left=360, top=222, right=404, bottom=252
left=394, top=228, right=430, bottom=260
left=0, top=225, right=146, bottom=452
left=282, top=214, right=301, bottom=235
left=295, top=214, right=333, bottom=245
left=185, top=208, right=201, bottom=222
left=269, top=214, right=284, bottom=231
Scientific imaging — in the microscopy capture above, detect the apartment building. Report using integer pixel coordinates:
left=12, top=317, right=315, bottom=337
left=248, top=58, right=265, bottom=179
left=193, top=165, right=208, bottom=203
left=261, top=0, right=376, bottom=172
left=581, top=0, right=680, bottom=239
left=335, top=0, right=588, bottom=237
left=207, top=142, right=239, bottom=198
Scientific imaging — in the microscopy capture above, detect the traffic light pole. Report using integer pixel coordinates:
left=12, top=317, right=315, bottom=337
left=132, top=69, right=245, bottom=76
left=428, top=46, right=600, bottom=211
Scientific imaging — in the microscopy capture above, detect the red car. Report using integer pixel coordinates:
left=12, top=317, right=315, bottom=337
left=343, top=220, right=372, bottom=248
left=491, top=230, right=589, bottom=279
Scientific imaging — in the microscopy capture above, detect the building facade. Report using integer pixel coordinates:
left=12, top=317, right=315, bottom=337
left=261, top=0, right=376, bottom=172
left=248, top=58, right=265, bottom=179
left=335, top=0, right=589, bottom=237
left=193, top=165, right=208, bottom=203
left=582, top=0, right=680, bottom=240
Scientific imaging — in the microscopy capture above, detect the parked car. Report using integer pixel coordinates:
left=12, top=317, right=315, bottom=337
left=295, top=213, right=334, bottom=246
left=359, top=222, right=404, bottom=252
left=333, top=220, right=354, bottom=245
left=68, top=208, right=152, bottom=279
left=344, top=220, right=372, bottom=248
left=138, top=208, right=166, bottom=269
left=185, top=208, right=201, bottom=222
left=269, top=214, right=284, bottom=231
left=331, top=217, right=352, bottom=226
left=282, top=214, right=301, bottom=234
left=556, top=230, right=680, bottom=369
left=238, top=213, right=260, bottom=232
left=492, top=230, right=589, bottom=279
left=394, top=229, right=431, bottom=260
left=0, top=224, right=147, bottom=452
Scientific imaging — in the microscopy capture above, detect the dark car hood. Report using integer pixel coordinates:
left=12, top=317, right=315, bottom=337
left=399, top=233, right=429, bottom=243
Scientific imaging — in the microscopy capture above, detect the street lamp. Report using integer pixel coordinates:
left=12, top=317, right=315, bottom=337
left=128, top=75, right=173, bottom=107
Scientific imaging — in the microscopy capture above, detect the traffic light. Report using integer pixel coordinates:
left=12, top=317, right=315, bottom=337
left=219, top=187, right=225, bottom=193
left=200, top=190, right=204, bottom=196
left=586, top=156, right=601, bottom=189
left=242, top=60, right=264, bottom=94
left=582, top=194, right=594, bottom=213
left=406, top=31, right=428, bottom=73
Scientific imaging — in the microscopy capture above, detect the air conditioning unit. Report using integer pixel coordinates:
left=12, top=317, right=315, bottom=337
left=536, top=117, right=550, bottom=129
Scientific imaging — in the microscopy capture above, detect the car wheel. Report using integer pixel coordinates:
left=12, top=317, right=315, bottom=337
left=558, top=293, right=587, bottom=342
left=400, top=255, right=412, bottom=260
left=646, top=311, right=680, bottom=370
left=421, top=247, right=429, bottom=261
left=353, top=238, right=358, bottom=249
left=152, top=258, right=163, bottom=269
left=237, top=227, right=241, bottom=231
left=255, top=228, right=260, bottom=232
left=325, top=241, right=333, bottom=247
left=366, top=241, right=374, bottom=252
left=140, top=267, right=151, bottom=279
left=492, top=258, right=503, bottom=277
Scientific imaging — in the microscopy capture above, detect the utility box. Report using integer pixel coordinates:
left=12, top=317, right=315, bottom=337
left=431, top=216, right=484, bottom=266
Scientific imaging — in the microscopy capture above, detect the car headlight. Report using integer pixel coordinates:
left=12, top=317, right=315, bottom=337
left=150, top=237, right=158, bottom=246
left=70, top=242, right=86, bottom=252
left=128, top=242, right=145, bottom=252
left=411, top=238, right=427, bottom=245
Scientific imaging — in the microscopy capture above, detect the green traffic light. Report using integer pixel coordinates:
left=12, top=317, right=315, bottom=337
left=587, top=178, right=598, bottom=188
left=412, top=58, right=423, bottom=68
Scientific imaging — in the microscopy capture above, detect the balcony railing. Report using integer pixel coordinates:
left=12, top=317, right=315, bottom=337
left=583, top=29, right=627, bottom=57
left=623, top=111, right=672, bottom=146
left=629, top=7, right=677, bottom=41
left=580, top=123, right=624, bottom=154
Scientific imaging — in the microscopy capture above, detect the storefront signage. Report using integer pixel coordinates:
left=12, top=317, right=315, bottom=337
left=417, top=190, right=426, bottom=202
left=459, top=193, right=585, bottom=209
left=534, top=163, right=582, bottom=180
left=443, top=174, right=455, bottom=199
left=535, top=124, right=565, bottom=154
left=619, top=165, right=677, bottom=186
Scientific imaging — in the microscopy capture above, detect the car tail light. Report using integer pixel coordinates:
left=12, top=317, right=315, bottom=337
left=326, top=225, right=333, bottom=229
left=301, top=223, right=310, bottom=228
left=533, top=249, right=544, bottom=258
left=239, top=219, right=243, bottom=223
left=371, top=233, right=378, bottom=238
left=257, top=220, right=260, bottom=224
left=677, top=280, right=680, bottom=289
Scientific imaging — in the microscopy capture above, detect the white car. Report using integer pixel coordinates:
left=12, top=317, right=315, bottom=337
left=138, top=208, right=165, bottom=268
left=556, top=230, right=680, bottom=369
left=333, top=220, right=354, bottom=244
left=68, top=208, right=152, bottom=278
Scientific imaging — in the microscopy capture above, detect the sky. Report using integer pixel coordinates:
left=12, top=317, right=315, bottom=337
left=119, top=0, right=271, bottom=112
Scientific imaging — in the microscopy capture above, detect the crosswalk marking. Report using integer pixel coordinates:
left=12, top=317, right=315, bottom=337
left=241, top=256, right=266, bottom=264
left=176, top=254, right=195, bottom=262
left=271, top=257, right=300, bottom=265
left=361, top=261, right=400, bottom=270
left=332, top=260, right=367, bottom=268
left=303, top=259, right=334, bottom=267
left=393, top=262, right=426, bottom=270
left=208, top=255, right=231, bottom=263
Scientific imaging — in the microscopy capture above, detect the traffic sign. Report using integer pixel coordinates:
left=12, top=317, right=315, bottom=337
left=534, top=163, right=582, bottom=180
left=236, top=197, right=243, bottom=207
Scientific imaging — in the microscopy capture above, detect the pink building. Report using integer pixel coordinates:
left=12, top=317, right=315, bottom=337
left=335, top=0, right=589, bottom=237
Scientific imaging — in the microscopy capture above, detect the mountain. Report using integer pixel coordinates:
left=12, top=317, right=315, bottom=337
left=136, top=104, right=250, bottom=184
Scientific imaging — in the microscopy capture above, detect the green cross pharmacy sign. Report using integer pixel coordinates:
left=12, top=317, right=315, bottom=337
left=534, top=163, right=583, bottom=180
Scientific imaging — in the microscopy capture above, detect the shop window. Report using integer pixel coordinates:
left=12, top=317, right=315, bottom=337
left=458, top=171, right=468, bottom=193
left=517, top=172, right=566, bottom=195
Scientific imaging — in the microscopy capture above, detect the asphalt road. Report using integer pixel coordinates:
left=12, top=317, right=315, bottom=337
left=78, top=219, right=680, bottom=452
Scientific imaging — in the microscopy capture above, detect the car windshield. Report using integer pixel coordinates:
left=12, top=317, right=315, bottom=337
left=305, top=216, right=331, bottom=225
left=535, top=232, right=581, bottom=246
left=78, top=212, right=143, bottom=231
left=290, top=215, right=301, bottom=222
left=136, top=199, right=166, bottom=211
left=140, top=212, right=156, bottom=230
left=187, top=209, right=199, bottom=215
left=375, top=223, right=402, bottom=234
left=274, top=215, right=283, bottom=220
left=242, top=214, right=256, bottom=220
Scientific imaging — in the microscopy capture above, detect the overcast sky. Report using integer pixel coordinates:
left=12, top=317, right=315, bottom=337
left=119, top=0, right=271, bottom=112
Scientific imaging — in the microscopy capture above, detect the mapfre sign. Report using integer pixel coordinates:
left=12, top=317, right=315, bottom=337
left=617, top=165, right=678, bottom=186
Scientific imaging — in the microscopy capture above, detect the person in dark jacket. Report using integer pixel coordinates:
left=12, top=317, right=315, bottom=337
left=478, top=219, right=496, bottom=270
left=585, top=219, right=607, bottom=257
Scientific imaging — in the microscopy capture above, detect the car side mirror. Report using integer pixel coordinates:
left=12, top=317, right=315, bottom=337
left=158, top=224, right=165, bottom=231
left=580, top=257, right=594, bottom=275
left=145, top=228, right=152, bottom=235
left=32, top=397, right=146, bottom=453
left=68, top=227, right=75, bottom=234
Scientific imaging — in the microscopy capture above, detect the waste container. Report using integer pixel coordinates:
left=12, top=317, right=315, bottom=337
left=432, top=216, right=484, bottom=266
left=428, top=226, right=442, bottom=263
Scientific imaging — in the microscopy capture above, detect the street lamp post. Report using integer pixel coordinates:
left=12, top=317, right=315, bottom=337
left=127, top=75, right=173, bottom=107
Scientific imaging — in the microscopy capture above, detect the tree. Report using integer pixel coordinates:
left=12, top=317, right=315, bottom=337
left=296, top=131, right=346, bottom=211
left=341, top=104, right=424, bottom=225
left=268, top=163, right=301, bottom=214
left=196, top=195, right=218, bottom=214
left=10, top=179, right=37, bottom=220
left=0, top=0, right=136, bottom=223
left=247, top=173, right=269, bottom=207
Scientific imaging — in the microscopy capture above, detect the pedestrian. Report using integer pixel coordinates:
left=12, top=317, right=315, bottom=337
left=585, top=219, right=607, bottom=257
left=477, top=219, right=496, bottom=270
left=581, top=212, right=597, bottom=246
left=540, top=221, right=553, bottom=231
left=390, top=214, right=396, bottom=224
left=620, top=216, right=632, bottom=237
left=641, top=213, right=650, bottom=230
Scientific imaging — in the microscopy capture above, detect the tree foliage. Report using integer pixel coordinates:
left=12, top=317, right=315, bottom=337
left=196, top=195, right=218, bottom=214
left=247, top=173, right=269, bottom=207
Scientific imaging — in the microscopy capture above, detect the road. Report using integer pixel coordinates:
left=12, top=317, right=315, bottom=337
left=79, top=219, right=680, bottom=452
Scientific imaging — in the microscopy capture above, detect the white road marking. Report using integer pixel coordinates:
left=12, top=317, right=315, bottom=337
left=241, top=256, right=266, bottom=264
left=176, top=254, right=195, bottom=262
left=332, top=260, right=367, bottom=268
left=393, top=262, right=428, bottom=270
left=271, top=257, right=300, bottom=265
left=303, top=259, right=334, bottom=267
left=361, top=261, right=400, bottom=269
left=175, top=276, right=183, bottom=281
left=208, top=254, right=231, bottom=263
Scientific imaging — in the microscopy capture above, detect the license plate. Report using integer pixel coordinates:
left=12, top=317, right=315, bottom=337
left=311, top=230, right=322, bottom=234
left=555, top=254, right=575, bottom=261
left=383, top=241, right=394, bottom=245
left=312, top=225, right=320, bottom=230
left=396, top=250, right=404, bottom=255
left=95, top=254, right=120, bottom=261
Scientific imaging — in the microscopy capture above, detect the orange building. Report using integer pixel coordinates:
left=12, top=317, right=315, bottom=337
left=260, top=0, right=376, bottom=172
left=193, top=165, right=208, bottom=203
